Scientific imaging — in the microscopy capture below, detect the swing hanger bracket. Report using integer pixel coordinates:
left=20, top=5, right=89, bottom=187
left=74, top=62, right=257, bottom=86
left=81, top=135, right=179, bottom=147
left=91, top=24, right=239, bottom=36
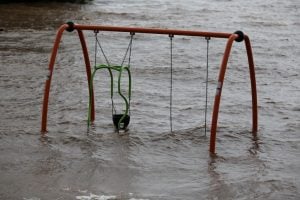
left=66, top=21, right=75, bottom=32
left=234, top=30, right=244, bottom=42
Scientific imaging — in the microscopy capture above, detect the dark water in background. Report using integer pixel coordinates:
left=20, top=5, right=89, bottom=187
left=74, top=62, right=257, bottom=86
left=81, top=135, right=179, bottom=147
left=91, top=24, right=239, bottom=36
left=0, top=0, right=299, bottom=199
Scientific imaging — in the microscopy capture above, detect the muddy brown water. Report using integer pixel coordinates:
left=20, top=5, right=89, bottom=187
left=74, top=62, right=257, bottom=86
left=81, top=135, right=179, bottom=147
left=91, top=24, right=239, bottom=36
left=0, top=0, right=299, bottom=199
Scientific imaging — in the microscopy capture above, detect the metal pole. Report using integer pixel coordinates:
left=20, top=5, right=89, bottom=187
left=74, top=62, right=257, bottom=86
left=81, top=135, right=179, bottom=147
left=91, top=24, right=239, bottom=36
left=41, top=24, right=68, bottom=133
left=209, top=34, right=237, bottom=154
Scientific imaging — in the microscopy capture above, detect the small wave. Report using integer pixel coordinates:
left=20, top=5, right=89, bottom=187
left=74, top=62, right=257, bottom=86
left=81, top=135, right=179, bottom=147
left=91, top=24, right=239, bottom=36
left=75, top=193, right=149, bottom=200
left=76, top=194, right=116, bottom=200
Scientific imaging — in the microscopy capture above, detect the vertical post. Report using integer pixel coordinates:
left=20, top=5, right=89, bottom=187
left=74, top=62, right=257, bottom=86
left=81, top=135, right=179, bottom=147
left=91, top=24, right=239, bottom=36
left=209, top=34, right=237, bottom=154
left=244, top=35, right=258, bottom=133
left=41, top=24, right=68, bottom=133
left=77, top=30, right=95, bottom=122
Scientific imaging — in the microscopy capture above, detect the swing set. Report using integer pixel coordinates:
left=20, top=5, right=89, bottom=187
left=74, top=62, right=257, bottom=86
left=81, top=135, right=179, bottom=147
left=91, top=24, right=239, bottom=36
left=41, top=22, right=258, bottom=154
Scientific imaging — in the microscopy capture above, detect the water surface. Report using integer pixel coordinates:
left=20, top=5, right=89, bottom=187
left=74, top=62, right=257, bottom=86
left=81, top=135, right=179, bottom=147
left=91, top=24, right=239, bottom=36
left=0, top=0, right=299, bottom=199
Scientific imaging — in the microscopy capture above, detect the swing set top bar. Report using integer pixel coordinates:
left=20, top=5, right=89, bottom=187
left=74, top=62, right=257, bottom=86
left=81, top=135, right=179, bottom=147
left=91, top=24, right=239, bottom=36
left=67, top=22, right=242, bottom=40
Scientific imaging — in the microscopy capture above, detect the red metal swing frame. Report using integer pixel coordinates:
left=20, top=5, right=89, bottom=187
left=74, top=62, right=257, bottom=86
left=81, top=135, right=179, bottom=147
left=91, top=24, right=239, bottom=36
left=41, top=22, right=258, bottom=154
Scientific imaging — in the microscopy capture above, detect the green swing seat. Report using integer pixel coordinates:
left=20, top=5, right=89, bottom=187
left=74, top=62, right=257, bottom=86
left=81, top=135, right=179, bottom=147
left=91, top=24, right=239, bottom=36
left=87, top=64, right=132, bottom=131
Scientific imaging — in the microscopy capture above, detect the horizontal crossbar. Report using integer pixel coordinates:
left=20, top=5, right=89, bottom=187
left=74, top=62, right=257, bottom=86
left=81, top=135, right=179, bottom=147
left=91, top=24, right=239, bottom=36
left=70, top=23, right=236, bottom=39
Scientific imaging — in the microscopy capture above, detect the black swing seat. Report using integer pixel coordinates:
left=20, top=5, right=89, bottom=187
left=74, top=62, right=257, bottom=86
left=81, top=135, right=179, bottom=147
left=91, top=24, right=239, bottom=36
left=113, top=114, right=130, bottom=130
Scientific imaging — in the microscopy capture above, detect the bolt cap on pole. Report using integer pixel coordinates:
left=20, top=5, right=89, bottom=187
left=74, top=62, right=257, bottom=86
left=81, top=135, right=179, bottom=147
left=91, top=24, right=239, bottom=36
left=66, top=21, right=75, bottom=32
left=234, top=30, right=244, bottom=42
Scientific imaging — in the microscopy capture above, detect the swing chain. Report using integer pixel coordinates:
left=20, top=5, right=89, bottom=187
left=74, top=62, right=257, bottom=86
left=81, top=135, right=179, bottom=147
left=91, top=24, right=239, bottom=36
left=204, top=36, right=210, bottom=136
left=127, top=32, right=135, bottom=115
left=169, top=34, right=174, bottom=133
left=94, top=30, right=98, bottom=69
left=121, top=32, right=135, bottom=67
left=95, top=31, right=111, bottom=66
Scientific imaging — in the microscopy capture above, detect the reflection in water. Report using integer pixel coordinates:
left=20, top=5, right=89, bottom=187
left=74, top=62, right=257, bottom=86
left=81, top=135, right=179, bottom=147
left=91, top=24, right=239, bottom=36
left=207, top=155, right=234, bottom=200
left=248, top=132, right=260, bottom=155
left=37, top=132, right=139, bottom=199
left=93, top=134, right=137, bottom=197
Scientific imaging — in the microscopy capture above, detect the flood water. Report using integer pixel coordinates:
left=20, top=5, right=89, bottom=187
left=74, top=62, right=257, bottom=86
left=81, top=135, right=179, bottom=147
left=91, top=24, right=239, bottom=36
left=0, top=0, right=299, bottom=199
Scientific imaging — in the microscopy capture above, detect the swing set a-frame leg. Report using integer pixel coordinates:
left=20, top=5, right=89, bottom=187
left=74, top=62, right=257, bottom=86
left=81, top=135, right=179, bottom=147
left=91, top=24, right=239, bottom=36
left=209, top=33, right=258, bottom=154
left=41, top=24, right=95, bottom=133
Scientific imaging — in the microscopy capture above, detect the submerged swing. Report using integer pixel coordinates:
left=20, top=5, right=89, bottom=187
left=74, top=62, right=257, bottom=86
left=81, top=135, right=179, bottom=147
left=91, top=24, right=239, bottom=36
left=41, top=22, right=258, bottom=154
left=88, top=31, right=135, bottom=131
left=168, top=34, right=211, bottom=135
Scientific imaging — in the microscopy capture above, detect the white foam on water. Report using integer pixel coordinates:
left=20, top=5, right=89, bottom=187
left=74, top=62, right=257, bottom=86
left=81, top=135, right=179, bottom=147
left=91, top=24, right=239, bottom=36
left=75, top=193, right=149, bottom=200
left=76, top=193, right=117, bottom=200
left=129, top=198, right=150, bottom=200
